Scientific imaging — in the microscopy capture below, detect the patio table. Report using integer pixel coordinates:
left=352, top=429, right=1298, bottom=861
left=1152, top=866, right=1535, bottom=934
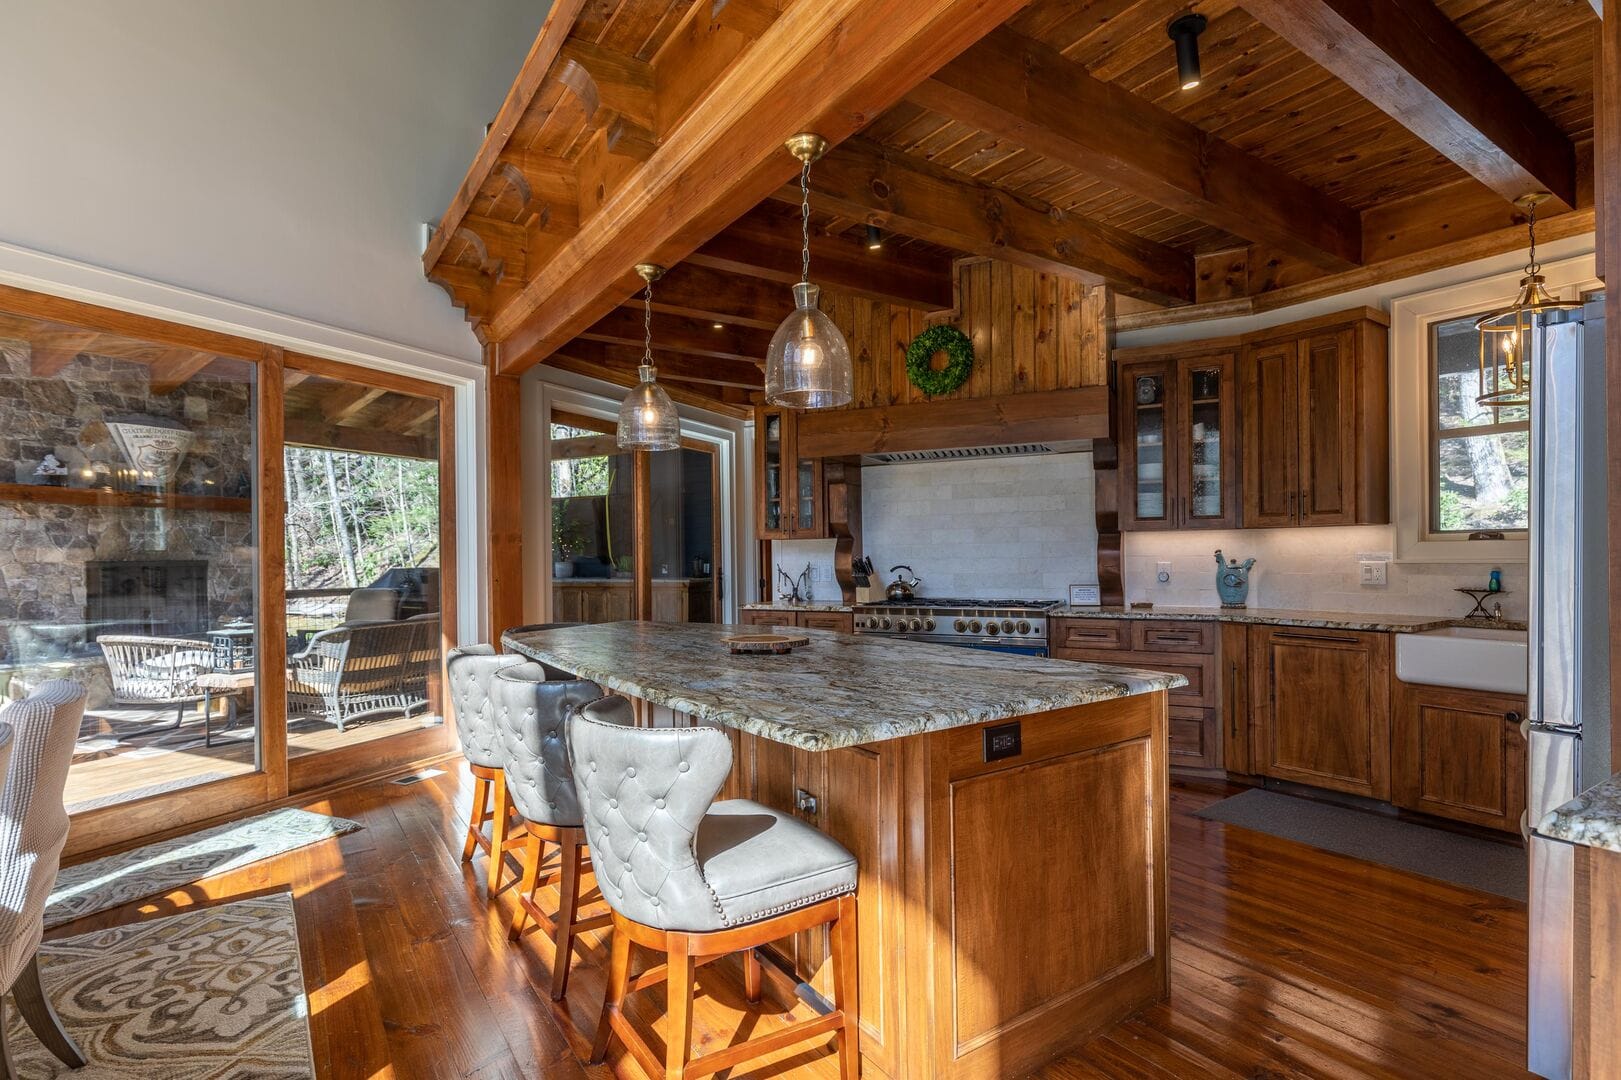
left=195, top=671, right=256, bottom=747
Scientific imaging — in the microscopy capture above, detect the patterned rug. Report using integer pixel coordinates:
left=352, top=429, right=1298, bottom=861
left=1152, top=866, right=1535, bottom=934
left=7, top=893, right=314, bottom=1078
left=47, top=808, right=363, bottom=928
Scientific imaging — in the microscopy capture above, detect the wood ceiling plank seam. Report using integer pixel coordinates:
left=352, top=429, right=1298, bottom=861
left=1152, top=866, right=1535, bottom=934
left=1053, top=0, right=1187, bottom=69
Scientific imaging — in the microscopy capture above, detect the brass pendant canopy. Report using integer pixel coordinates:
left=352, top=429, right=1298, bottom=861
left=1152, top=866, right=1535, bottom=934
left=765, top=133, right=854, bottom=410
left=616, top=263, right=681, bottom=451
left=1473, top=194, right=1579, bottom=411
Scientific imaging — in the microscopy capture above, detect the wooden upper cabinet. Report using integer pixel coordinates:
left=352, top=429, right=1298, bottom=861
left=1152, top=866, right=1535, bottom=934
left=755, top=406, right=823, bottom=539
left=1119, top=350, right=1238, bottom=531
left=1239, top=311, right=1389, bottom=528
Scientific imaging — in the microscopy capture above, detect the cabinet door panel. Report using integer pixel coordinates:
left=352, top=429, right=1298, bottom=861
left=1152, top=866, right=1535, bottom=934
left=1241, top=340, right=1299, bottom=527
left=757, top=408, right=788, bottom=537
left=1257, top=629, right=1390, bottom=799
left=1297, top=329, right=1358, bottom=525
left=1179, top=353, right=1239, bottom=529
left=1169, top=706, right=1218, bottom=769
left=1120, top=361, right=1176, bottom=530
left=798, top=612, right=854, bottom=633
left=1392, top=682, right=1526, bottom=832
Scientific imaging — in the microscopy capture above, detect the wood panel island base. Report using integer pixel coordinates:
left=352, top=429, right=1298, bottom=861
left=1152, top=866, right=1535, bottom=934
left=504, top=622, right=1183, bottom=1080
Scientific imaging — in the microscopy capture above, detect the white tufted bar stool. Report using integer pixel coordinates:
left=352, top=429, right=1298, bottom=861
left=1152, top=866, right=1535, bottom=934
left=569, top=707, right=861, bottom=1080
left=446, top=645, right=527, bottom=892
left=490, top=664, right=631, bottom=1000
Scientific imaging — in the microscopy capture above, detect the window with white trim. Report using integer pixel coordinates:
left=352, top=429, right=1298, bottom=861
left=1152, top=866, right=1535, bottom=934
left=1428, top=313, right=1529, bottom=537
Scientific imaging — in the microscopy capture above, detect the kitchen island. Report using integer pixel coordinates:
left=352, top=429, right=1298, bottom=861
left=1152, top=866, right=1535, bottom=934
left=503, top=621, right=1185, bottom=1080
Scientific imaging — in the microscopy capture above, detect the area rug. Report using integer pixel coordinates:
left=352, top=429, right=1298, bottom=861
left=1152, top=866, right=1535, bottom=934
left=46, top=808, right=363, bottom=928
left=7, top=892, right=314, bottom=1078
left=1195, top=788, right=1528, bottom=901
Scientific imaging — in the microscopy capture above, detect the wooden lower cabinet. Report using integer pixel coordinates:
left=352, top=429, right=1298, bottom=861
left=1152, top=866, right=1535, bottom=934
left=738, top=608, right=855, bottom=633
left=1392, top=680, right=1527, bottom=833
left=552, top=579, right=694, bottom=622
left=1250, top=625, right=1392, bottom=800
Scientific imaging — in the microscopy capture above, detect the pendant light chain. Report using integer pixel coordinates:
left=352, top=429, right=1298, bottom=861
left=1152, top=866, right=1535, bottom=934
left=642, top=276, right=654, bottom=367
left=800, top=156, right=813, bottom=285
left=1525, top=199, right=1540, bottom=277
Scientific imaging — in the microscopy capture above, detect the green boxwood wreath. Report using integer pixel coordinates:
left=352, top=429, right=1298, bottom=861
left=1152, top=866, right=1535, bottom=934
left=905, top=325, right=974, bottom=397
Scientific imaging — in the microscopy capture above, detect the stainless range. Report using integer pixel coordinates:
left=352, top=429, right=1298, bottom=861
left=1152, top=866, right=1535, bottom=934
left=853, top=597, right=1063, bottom=656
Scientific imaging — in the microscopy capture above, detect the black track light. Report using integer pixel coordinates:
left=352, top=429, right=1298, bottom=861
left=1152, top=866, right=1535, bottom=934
left=865, top=224, right=884, bottom=250
left=1168, top=13, right=1208, bottom=91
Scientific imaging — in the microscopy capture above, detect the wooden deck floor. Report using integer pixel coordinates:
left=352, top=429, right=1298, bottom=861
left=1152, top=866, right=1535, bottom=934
left=52, top=765, right=1535, bottom=1079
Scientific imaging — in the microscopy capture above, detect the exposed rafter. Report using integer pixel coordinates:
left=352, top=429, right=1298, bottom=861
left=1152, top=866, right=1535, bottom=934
left=908, top=27, right=1363, bottom=271
left=777, top=137, right=1195, bottom=305
left=1241, top=0, right=1578, bottom=209
left=580, top=307, right=771, bottom=364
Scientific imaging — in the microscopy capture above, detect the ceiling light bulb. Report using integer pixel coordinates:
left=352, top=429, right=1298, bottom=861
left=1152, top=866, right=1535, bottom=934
left=865, top=224, right=884, bottom=250
left=1168, top=14, right=1207, bottom=92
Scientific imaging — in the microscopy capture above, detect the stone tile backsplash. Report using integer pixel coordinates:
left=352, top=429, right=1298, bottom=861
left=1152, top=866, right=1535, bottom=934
left=1124, top=525, right=1527, bottom=620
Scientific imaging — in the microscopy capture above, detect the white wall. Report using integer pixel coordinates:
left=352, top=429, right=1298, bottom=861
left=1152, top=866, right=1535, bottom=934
left=0, top=0, right=546, bottom=362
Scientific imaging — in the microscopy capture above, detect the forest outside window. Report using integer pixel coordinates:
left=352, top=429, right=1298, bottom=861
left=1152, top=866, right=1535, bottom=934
left=1429, top=312, right=1529, bottom=537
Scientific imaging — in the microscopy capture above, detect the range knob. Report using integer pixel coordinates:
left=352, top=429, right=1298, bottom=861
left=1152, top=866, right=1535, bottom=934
left=986, top=622, right=1000, bottom=635
left=1001, top=619, right=1015, bottom=633
left=923, top=618, right=936, bottom=632
left=909, top=618, right=923, bottom=631
left=879, top=617, right=892, bottom=630
left=954, top=619, right=967, bottom=633
left=896, top=621, right=908, bottom=633
left=968, top=620, right=982, bottom=634
left=1016, top=620, right=1031, bottom=635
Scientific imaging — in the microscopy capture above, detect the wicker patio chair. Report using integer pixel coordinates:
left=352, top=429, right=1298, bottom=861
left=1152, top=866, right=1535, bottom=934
left=96, top=635, right=212, bottom=730
left=286, top=618, right=425, bottom=731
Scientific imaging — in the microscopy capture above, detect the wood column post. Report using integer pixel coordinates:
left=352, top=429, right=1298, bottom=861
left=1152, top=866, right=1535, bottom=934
left=633, top=449, right=653, bottom=620
left=1602, top=0, right=1621, bottom=769
left=486, top=349, right=525, bottom=640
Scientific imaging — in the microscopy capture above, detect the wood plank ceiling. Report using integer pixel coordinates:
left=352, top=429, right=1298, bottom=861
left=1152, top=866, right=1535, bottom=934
left=423, top=0, right=1601, bottom=415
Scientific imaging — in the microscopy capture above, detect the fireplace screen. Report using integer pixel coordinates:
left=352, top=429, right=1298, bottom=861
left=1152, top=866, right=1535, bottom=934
left=85, top=560, right=209, bottom=645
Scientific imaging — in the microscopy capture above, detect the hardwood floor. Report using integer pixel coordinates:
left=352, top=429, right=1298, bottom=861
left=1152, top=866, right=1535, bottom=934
left=51, top=766, right=1534, bottom=1079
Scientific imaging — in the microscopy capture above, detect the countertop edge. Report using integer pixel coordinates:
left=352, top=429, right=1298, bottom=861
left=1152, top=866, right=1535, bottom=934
left=1536, top=773, right=1621, bottom=854
left=1051, top=607, right=1526, bottom=633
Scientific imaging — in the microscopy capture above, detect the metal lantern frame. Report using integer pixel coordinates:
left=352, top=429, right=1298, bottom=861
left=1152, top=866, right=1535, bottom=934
left=1473, top=194, right=1580, bottom=411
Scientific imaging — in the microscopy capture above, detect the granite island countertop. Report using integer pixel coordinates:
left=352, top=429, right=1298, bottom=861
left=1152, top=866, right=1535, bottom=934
left=502, top=621, right=1186, bottom=752
left=1051, top=605, right=1527, bottom=633
left=1537, top=773, right=1621, bottom=854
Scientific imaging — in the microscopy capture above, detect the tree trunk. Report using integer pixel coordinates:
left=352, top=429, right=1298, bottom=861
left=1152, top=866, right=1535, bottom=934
left=322, top=452, right=359, bottom=588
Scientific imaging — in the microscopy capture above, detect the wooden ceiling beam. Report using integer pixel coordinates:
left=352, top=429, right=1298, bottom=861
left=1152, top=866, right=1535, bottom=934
left=321, top=384, right=387, bottom=425
left=421, top=0, right=589, bottom=275
left=909, top=27, right=1363, bottom=271
left=555, top=339, right=764, bottom=390
left=1241, top=0, right=1578, bottom=209
left=285, top=418, right=436, bottom=461
left=645, top=263, right=788, bottom=330
left=147, top=350, right=216, bottom=395
left=27, top=330, right=101, bottom=378
left=778, top=138, right=1194, bottom=305
left=489, top=0, right=1036, bottom=376
left=688, top=206, right=955, bottom=311
left=581, top=306, right=771, bottom=364
left=543, top=352, right=753, bottom=418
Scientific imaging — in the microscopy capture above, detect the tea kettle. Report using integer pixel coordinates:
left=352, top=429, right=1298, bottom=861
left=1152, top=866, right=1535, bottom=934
left=886, top=565, right=921, bottom=601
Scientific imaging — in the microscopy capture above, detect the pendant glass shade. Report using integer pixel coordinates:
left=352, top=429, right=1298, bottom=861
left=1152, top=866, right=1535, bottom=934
left=617, top=363, right=680, bottom=450
left=765, top=282, right=853, bottom=409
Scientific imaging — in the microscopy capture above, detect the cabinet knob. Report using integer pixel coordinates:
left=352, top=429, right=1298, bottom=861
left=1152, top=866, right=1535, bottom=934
left=795, top=787, right=818, bottom=816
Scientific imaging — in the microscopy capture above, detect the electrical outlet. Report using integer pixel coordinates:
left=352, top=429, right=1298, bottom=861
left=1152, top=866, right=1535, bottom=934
left=1156, top=561, right=1172, bottom=584
left=1359, top=559, right=1388, bottom=586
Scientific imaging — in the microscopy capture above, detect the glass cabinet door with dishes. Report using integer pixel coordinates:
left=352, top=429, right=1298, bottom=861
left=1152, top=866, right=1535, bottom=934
left=1119, top=351, right=1237, bottom=531
left=754, top=405, right=823, bottom=539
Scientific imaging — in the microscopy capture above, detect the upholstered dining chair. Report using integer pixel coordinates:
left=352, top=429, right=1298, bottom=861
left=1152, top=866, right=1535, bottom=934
left=490, top=664, right=629, bottom=1000
left=569, top=711, right=861, bottom=1080
left=447, top=645, right=526, bottom=892
left=0, top=681, right=88, bottom=1078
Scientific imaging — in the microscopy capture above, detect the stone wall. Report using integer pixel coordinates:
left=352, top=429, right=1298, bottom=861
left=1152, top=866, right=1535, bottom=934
left=0, top=344, right=256, bottom=703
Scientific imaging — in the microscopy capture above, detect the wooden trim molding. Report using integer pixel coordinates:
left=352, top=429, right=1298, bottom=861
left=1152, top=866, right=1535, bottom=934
left=794, top=386, right=1109, bottom=458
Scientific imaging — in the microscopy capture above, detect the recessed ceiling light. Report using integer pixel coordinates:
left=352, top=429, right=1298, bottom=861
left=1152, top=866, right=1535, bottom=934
left=865, top=224, right=884, bottom=250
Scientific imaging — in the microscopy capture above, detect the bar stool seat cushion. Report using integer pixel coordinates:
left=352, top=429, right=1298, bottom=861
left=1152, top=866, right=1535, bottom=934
left=696, top=799, right=857, bottom=927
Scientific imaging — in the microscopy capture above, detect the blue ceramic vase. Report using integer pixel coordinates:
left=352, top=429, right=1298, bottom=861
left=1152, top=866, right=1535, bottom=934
left=1214, top=550, right=1256, bottom=608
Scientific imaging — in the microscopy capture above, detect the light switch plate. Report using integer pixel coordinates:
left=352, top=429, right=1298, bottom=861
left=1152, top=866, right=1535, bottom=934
left=1359, top=559, right=1388, bottom=586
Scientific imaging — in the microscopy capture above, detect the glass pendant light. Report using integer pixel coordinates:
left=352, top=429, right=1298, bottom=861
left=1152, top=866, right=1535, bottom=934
left=765, top=133, right=853, bottom=410
left=615, top=263, right=680, bottom=451
left=1474, top=193, right=1579, bottom=411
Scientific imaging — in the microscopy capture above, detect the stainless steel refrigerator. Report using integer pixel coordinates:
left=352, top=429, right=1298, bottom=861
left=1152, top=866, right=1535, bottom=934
left=1527, top=293, right=1610, bottom=1079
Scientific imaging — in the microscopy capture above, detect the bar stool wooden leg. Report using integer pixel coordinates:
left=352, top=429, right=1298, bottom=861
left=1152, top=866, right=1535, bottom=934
left=830, top=893, right=861, bottom=1080
left=743, top=946, right=763, bottom=1004
left=550, top=836, right=584, bottom=1001
left=461, top=772, right=490, bottom=863
left=488, top=771, right=512, bottom=892
left=666, top=934, right=695, bottom=1077
left=592, top=923, right=632, bottom=1065
left=509, top=834, right=547, bottom=940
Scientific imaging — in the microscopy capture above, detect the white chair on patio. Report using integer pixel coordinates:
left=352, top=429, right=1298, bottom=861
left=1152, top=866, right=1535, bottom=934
left=0, top=680, right=89, bottom=1077
left=287, top=618, right=427, bottom=732
left=96, top=635, right=212, bottom=731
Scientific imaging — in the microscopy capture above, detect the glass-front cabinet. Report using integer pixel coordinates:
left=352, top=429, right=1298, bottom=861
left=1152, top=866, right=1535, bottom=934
left=754, top=405, right=822, bottom=539
left=1119, top=351, right=1238, bottom=530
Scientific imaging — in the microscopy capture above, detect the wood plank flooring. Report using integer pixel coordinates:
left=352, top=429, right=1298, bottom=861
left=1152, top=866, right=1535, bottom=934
left=50, top=766, right=1535, bottom=1079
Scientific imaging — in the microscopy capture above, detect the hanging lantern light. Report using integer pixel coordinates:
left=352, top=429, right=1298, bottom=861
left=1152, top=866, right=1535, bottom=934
left=1474, top=193, right=1579, bottom=411
left=615, top=263, right=681, bottom=451
left=765, top=133, right=853, bottom=410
